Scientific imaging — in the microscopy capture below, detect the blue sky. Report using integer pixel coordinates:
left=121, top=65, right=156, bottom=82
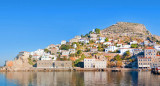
left=0, top=0, right=160, bottom=66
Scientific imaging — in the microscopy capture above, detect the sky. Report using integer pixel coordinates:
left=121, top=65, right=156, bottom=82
left=0, top=0, right=160, bottom=66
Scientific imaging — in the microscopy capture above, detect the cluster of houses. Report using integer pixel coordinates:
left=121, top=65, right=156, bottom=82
left=3, top=29, right=160, bottom=70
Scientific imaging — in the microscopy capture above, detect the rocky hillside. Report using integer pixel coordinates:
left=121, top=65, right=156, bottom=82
left=100, top=22, right=159, bottom=42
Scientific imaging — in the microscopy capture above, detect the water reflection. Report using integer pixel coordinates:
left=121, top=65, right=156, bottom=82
left=1, top=71, right=160, bottom=86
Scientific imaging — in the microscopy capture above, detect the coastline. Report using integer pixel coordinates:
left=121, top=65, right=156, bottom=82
left=0, top=67, right=139, bottom=72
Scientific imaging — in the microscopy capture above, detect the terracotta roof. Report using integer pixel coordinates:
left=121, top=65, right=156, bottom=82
left=138, top=57, right=151, bottom=58
left=146, top=47, right=154, bottom=49
left=61, top=55, right=68, bottom=57
left=70, top=57, right=76, bottom=61
left=84, top=58, right=95, bottom=59
left=33, top=54, right=39, bottom=56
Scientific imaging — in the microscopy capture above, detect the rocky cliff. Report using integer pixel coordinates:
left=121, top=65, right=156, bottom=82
left=100, top=22, right=159, bottom=42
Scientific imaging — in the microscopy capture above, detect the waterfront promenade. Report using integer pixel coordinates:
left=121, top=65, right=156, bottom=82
left=0, top=67, right=138, bottom=72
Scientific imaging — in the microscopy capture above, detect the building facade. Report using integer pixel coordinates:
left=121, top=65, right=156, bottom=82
left=37, top=60, right=54, bottom=68
left=138, top=47, right=160, bottom=69
left=55, top=61, right=72, bottom=68
left=84, top=58, right=107, bottom=68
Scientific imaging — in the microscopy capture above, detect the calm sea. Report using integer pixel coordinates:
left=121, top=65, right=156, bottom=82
left=0, top=71, right=160, bottom=86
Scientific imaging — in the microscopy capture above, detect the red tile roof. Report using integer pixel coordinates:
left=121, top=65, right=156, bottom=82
left=146, top=47, right=154, bottom=49
left=70, top=57, right=76, bottom=61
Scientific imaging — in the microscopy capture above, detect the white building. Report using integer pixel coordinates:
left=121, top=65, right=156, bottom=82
left=84, top=58, right=107, bottom=68
left=99, top=37, right=106, bottom=43
left=90, top=34, right=97, bottom=41
left=61, top=50, right=70, bottom=56
left=122, top=45, right=131, bottom=48
left=130, top=41, right=138, bottom=45
left=119, top=48, right=134, bottom=55
left=50, top=55, right=57, bottom=61
left=103, top=41, right=112, bottom=45
left=143, top=41, right=149, bottom=45
left=75, top=36, right=81, bottom=39
left=41, top=53, right=52, bottom=60
left=69, top=38, right=79, bottom=43
left=61, top=40, right=67, bottom=45
left=84, top=58, right=95, bottom=68
left=69, top=49, right=76, bottom=54
left=95, top=60, right=107, bottom=68
left=73, top=44, right=77, bottom=48
left=105, top=46, right=118, bottom=53
left=30, top=49, right=44, bottom=56
left=154, top=45, right=160, bottom=51
left=46, top=44, right=56, bottom=49
left=32, top=54, right=41, bottom=60
left=117, top=44, right=122, bottom=47
left=79, top=38, right=89, bottom=44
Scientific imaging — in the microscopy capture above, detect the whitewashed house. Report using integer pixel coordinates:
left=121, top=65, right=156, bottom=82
left=75, top=36, right=81, bottom=39
left=32, top=54, right=41, bottom=60
left=99, top=37, right=106, bottom=43
left=79, top=38, right=89, bottom=44
left=30, top=49, right=44, bottom=56
left=103, top=41, right=112, bottom=45
left=61, top=50, right=70, bottom=56
left=69, top=38, right=79, bottom=43
left=41, top=53, right=52, bottom=60
left=50, top=55, right=57, bottom=60
left=69, top=49, right=76, bottom=54
left=117, top=44, right=122, bottom=47
left=90, top=34, right=97, bottom=41
left=119, top=48, right=134, bottom=55
left=122, top=45, right=131, bottom=48
left=154, top=45, right=160, bottom=51
left=130, top=41, right=138, bottom=45
left=105, top=46, right=118, bottom=53
left=47, top=44, right=56, bottom=49
left=140, top=41, right=149, bottom=45
left=73, top=44, right=77, bottom=48
left=61, top=40, right=67, bottom=45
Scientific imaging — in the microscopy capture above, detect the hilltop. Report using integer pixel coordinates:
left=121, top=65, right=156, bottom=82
left=100, top=22, right=160, bottom=43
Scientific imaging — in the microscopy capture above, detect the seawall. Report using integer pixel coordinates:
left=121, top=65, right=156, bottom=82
left=0, top=67, right=138, bottom=72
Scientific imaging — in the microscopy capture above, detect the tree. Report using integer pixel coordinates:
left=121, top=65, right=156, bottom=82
left=74, top=54, right=86, bottom=67
left=131, top=44, right=138, bottom=48
left=105, top=38, right=109, bottom=42
left=95, top=28, right=100, bottom=34
left=89, top=40, right=94, bottom=44
left=116, top=61, right=122, bottom=67
left=114, top=55, right=122, bottom=61
left=44, top=49, right=50, bottom=53
left=123, top=50, right=131, bottom=60
left=60, top=44, right=70, bottom=50
left=77, top=50, right=82, bottom=56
